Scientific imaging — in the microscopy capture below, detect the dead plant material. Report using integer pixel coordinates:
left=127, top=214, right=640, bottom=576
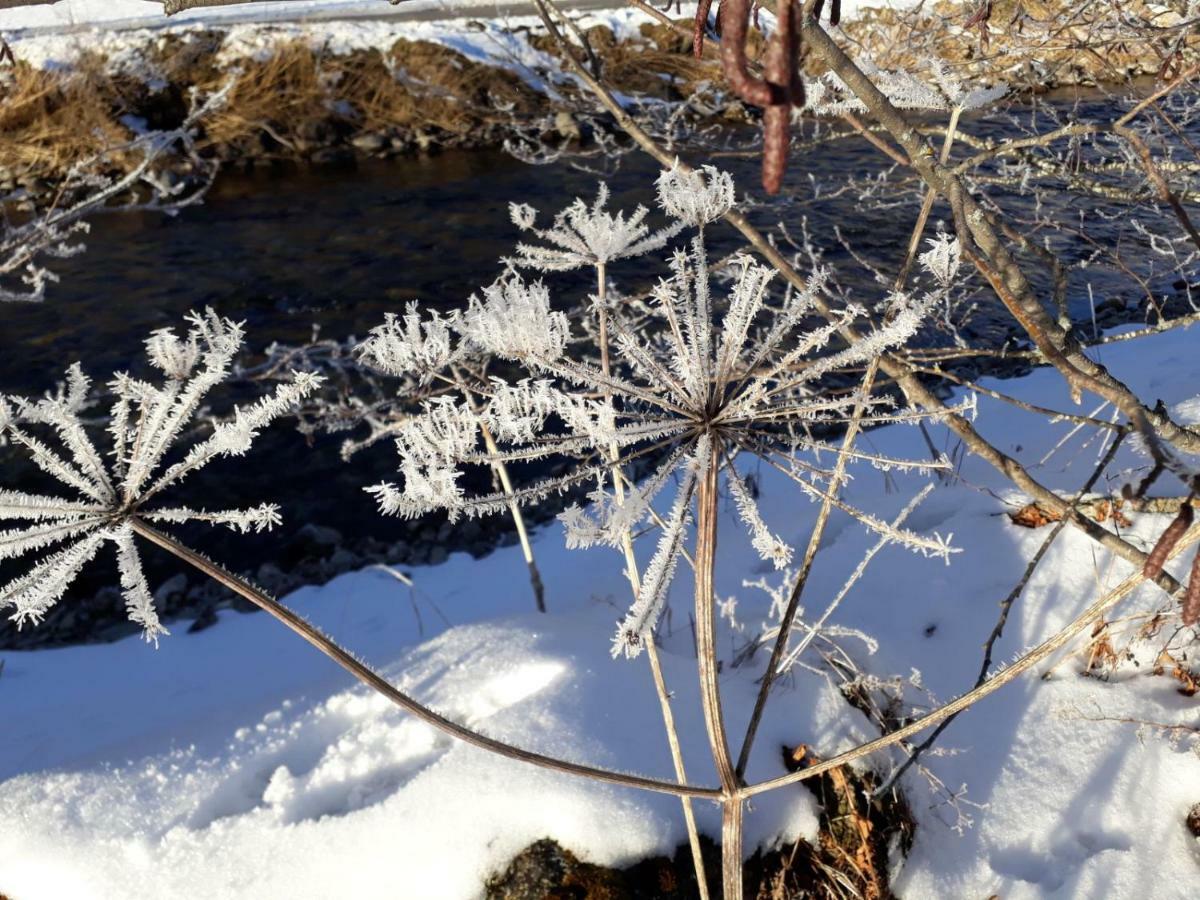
left=1153, top=650, right=1200, bottom=697
left=837, top=0, right=1198, bottom=89
left=1, top=36, right=549, bottom=184
left=486, top=766, right=916, bottom=900
left=199, top=42, right=336, bottom=151
left=0, top=59, right=135, bottom=179
left=600, top=27, right=717, bottom=98
left=772, top=744, right=915, bottom=900
left=1008, top=497, right=1133, bottom=529
left=1082, top=619, right=1121, bottom=676
left=532, top=23, right=720, bottom=100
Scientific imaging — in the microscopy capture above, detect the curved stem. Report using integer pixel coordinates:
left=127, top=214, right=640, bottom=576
left=450, top=364, right=545, bottom=612
left=129, top=517, right=721, bottom=800
left=734, top=361, right=878, bottom=778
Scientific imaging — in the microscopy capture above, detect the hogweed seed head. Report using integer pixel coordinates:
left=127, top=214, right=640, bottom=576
left=507, top=183, right=683, bottom=272
left=366, top=167, right=958, bottom=658
left=0, top=310, right=321, bottom=643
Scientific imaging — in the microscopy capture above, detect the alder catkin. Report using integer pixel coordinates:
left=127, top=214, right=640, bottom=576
left=1143, top=502, right=1194, bottom=580
left=1184, top=549, right=1200, bottom=626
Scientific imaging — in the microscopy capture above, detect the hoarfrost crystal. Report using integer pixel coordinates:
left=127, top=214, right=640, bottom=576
left=0, top=310, right=321, bottom=643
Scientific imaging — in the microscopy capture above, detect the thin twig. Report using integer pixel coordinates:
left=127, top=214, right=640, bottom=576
left=879, top=430, right=1126, bottom=793
left=744, top=520, right=1200, bottom=799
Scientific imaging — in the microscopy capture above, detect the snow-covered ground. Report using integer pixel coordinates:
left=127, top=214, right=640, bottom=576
left=2, top=313, right=1199, bottom=899
left=0, top=0, right=547, bottom=32
left=0, top=0, right=923, bottom=74
left=0, top=0, right=920, bottom=33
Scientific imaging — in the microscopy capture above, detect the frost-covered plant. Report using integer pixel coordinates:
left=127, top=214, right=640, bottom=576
left=919, top=230, right=962, bottom=288
left=367, top=169, right=958, bottom=658
left=654, top=162, right=736, bottom=228
left=1, top=79, right=232, bottom=303
left=364, top=166, right=958, bottom=897
left=507, top=182, right=683, bottom=273
left=805, top=58, right=1007, bottom=116
left=0, top=309, right=321, bottom=641
left=356, top=301, right=551, bottom=612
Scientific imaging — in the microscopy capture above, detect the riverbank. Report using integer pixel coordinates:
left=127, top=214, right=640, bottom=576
left=1, top=1, right=1192, bottom=191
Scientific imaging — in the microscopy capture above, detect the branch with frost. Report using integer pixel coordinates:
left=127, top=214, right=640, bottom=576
left=805, top=57, right=1008, bottom=119
left=1, top=79, right=234, bottom=303
left=0, top=309, right=321, bottom=642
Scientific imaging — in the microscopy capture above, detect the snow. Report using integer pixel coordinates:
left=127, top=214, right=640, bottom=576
left=0, top=1, right=502, bottom=32
left=0, top=0, right=921, bottom=33
left=2, top=316, right=1199, bottom=899
left=0, top=1, right=925, bottom=78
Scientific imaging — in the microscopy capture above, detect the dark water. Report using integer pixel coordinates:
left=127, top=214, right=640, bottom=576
left=1, top=92, right=1190, bottom=643
left=6, top=89, right=1172, bottom=391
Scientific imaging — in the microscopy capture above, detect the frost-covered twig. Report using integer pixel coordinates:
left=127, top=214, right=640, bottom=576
left=879, top=431, right=1127, bottom=795
left=1, top=79, right=233, bottom=303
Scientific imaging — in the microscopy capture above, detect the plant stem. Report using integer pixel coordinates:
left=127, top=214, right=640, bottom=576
left=129, top=517, right=720, bottom=799
left=742, top=520, right=1200, bottom=798
left=734, top=362, right=878, bottom=779
left=879, top=430, right=1126, bottom=793
left=596, top=261, right=712, bottom=899
left=694, top=435, right=742, bottom=900
left=453, top=364, right=546, bottom=613
left=478, top=418, right=546, bottom=613
left=738, top=106, right=961, bottom=778
left=894, top=105, right=962, bottom=288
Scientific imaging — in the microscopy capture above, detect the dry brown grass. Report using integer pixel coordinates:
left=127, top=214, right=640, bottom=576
left=199, top=41, right=332, bottom=149
left=6, top=2, right=1178, bottom=187
left=0, top=34, right=551, bottom=182
left=530, top=21, right=721, bottom=101
left=0, top=58, right=134, bottom=179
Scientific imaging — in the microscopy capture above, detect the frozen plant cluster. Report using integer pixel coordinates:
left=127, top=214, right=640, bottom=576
left=804, top=58, right=1008, bottom=116
left=0, top=310, right=321, bottom=641
left=507, top=182, right=684, bottom=272
left=363, top=165, right=959, bottom=657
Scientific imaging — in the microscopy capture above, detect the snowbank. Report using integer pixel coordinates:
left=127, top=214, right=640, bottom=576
left=0, top=1, right=925, bottom=72
left=2, top=313, right=1199, bottom=898
left=0, top=0, right=502, bottom=31
left=0, top=0, right=921, bottom=33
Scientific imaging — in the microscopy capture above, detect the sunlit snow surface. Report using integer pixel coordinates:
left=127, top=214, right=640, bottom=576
left=0, top=0, right=920, bottom=31
left=0, top=1, right=924, bottom=82
left=2, top=320, right=1199, bottom=898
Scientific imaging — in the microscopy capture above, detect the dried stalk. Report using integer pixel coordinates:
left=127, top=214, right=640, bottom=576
left=743, top=521, right=1200, bottom=798
left=734, top=361, right=878, bottom=779
left=693, top=437, right=744, bottom=900
left=129, top=518, right=721, bottom=799
left=880, top=430, right=1127, bottom=793
left=596, top=260, right=711, bottom=899
left=454, top=366, right=547, bottom=613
